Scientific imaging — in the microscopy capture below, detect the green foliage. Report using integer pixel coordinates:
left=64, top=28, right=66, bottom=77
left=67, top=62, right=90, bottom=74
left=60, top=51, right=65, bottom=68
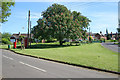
left=89, top=36, right=92, bottom=43
left=106, top=34, right=111, bottom=40
left=111, top=39, right=117, bottom=42
left=2, top=38, right=11, bottom=44
left=0, top=0, right=15, bottom=23
left=71, top=11, right=91, bottom=40
left=100, top=38, right=105, bottom=43
left=1, top=32, right=12, bottom=44
left=89, top=36, right=92, bottom=40
left=2, top=32, right=11, bottom=39
left=17, top=41, right=21, bottom=45
left=32, top=3, right=91, bottom=45
left=19, top=35, right=24, bottom=41
left=94, top=38, right=97, bottom=41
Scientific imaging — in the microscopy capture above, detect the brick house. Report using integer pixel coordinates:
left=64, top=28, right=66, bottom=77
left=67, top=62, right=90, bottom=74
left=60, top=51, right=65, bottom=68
left=12, top=32, right=33, bottom=41
left=87, top=32, right=107, bottom=40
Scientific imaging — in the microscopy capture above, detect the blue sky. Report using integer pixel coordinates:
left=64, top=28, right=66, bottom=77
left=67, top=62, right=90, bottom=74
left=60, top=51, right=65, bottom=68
left=1, top=2, right=118, bottom=34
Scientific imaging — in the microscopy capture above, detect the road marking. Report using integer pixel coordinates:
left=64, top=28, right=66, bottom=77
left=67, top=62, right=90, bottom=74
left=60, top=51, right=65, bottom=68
left=3, top=55, right=14, bottom=60
left=19, top=61, right=47, bottom=72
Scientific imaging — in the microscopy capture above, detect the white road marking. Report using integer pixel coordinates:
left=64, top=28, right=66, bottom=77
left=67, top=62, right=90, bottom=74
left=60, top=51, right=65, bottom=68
left=19, top=61, right=47, bottom=72
left=3, top=55, right=14, bottom=60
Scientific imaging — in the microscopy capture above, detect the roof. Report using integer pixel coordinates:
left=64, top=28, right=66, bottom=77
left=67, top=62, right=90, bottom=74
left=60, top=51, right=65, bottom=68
left=12, top=33, right=33, bottom=39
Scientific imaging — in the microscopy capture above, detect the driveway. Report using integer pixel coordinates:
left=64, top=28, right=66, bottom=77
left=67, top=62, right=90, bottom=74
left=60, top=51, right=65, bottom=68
left=101, top=42, right=119, bottom=53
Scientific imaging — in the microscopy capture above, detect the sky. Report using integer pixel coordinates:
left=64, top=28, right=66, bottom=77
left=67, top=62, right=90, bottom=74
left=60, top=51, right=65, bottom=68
left=1, top=1, right=119, bottom=34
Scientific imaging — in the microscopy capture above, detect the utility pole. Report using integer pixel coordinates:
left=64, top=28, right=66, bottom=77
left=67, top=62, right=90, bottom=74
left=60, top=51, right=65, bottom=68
left=30, top=21, right=31, bottom=47
left=27, top=10, right=30, bottom=48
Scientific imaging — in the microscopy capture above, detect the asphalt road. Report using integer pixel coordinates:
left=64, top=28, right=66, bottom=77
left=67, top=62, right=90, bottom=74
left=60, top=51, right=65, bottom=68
left=1, top=49, right=118, bottom=78
left=101, top=42, right=119, bottom=53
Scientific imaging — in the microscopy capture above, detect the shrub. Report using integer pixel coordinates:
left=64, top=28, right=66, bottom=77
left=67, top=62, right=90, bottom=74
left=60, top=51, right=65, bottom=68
left=111, top=40, right=117, bottom=42
left=17, top=41, right=21, bottom=45
left=100, top=38, right=105, bottom=43
left=94, top=38, right=97, bottom=41
left=89, top=36, right=93, bottom=43
left=2, top=38, right=12, bottom=44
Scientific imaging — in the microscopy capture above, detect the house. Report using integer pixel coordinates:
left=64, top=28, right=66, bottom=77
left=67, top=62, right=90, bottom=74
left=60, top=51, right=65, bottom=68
left=86, top=32, right=101, bottom=40
left=86, top=32, right=107, bottom=40
left=12, top=32, right=33, bottom=41
left=105, top=32, right=118, bottom=40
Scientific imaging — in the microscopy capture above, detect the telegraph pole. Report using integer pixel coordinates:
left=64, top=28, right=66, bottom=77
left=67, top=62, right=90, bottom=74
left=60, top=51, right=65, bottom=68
left=27, top=10, right=30, bottom=48
left=30, top=21, right=31, bottom=47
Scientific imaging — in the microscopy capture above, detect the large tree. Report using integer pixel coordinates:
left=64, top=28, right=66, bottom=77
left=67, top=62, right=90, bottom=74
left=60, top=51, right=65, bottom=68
left=32, top=3, right=91, bottom=45
left=1, top=32, right=12, bottom=44
left=0, top=0, right=15, bottom=23
left=2, top=32, right=11, bottom=39
left=70, top=11, right=91, bottom=40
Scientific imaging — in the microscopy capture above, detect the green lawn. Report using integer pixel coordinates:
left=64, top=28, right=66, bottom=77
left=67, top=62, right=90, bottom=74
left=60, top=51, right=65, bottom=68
left=0, top=45, right=9, bottom=49
left=0, top=44, right=19, bottom=49
left=11, top=42, right=118, bottom=72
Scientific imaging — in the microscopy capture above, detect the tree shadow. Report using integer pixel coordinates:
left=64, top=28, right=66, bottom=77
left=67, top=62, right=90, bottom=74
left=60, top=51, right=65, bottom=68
left=17, top=43, right=71, bottom=49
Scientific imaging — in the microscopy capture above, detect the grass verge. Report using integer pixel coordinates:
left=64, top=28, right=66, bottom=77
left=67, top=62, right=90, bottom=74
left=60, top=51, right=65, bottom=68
left=10, top=43, right=118, bottom=72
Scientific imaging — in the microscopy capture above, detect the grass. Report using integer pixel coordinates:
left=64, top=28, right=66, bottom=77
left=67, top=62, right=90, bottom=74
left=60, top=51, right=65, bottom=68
left=0, top=44, right=10, bottom=49
left=105, top=40, right=118, bottom=43
left=0, top=44, right=20, bottom=49
left=11, top=42, right=118, bottom=72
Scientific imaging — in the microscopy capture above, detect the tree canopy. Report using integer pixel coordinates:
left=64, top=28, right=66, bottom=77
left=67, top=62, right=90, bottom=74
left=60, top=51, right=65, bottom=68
left=0, top=0, right=15, bottom=23
left=32, top=3, right=91, bottom=45
left=1, top=32, right=12, bottom=44
left=2, top=32, right=11, bottom=39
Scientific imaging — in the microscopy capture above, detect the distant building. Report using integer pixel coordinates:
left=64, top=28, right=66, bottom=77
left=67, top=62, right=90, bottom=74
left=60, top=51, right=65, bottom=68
left=86, top=31, right=118, bottom=40
left=86, top=32, right=102, bottom=40
left=105, top=32, right=118, bottom=40
left=12, top=32, right=33, bottom=41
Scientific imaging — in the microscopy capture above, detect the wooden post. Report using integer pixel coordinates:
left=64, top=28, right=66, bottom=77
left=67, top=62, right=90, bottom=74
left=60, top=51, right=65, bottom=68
left=27, top=10, right=30, bottom=48
left=30, top=21, right=31, bottom=47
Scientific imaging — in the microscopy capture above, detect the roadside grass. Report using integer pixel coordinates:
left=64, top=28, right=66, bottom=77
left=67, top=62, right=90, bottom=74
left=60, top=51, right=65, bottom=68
left=105, top=40, right=118, bottom=43
left=0, top=45, right=9, bottom=49
left=11, top=42, right=118, bottom=72
left=105, top=40, right=111, bottom=42
left=114, top=42, right=118, bottom=45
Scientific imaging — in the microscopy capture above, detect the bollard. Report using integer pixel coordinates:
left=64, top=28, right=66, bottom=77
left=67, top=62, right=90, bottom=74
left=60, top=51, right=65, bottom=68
left=8, top=45, right=11, bottom=49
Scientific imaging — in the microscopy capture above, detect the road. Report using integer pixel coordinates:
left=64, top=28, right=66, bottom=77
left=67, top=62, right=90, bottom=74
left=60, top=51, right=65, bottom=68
left=1, top=49, right=118, bottom=78
left=101, top=42, right=119, bottom=53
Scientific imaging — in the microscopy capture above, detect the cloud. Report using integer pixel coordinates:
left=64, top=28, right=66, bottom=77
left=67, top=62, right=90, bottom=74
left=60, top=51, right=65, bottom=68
left=30, top=12, right=42, bottom=19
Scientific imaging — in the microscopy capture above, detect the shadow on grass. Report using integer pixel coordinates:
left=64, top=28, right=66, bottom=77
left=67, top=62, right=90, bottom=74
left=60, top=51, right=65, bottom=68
left=17, top=43, right=72, bottom=49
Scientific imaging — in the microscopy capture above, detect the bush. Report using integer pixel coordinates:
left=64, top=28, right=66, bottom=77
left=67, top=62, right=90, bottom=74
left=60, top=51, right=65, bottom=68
left=17, top=41, right=21, bottom=45
left=100, top=38, right=105, bottom=43
left=86, top=40, right=89, bottom=44
left=111, top=40, right=117, bottom=42
left=94, top=38, right=97, bottom=41
left=2, top=38, right=12, bottom=44
left=89, top=36, right=93, bottom=43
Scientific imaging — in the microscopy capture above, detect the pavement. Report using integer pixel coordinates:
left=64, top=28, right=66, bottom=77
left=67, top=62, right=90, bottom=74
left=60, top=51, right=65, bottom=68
left=1, top=49, right=118, bottom=78
left=101, top=42, right=119, bottom=53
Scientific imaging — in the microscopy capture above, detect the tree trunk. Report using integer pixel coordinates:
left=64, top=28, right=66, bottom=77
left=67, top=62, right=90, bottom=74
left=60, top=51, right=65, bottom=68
left=59, top=40, right=63, bottom=46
